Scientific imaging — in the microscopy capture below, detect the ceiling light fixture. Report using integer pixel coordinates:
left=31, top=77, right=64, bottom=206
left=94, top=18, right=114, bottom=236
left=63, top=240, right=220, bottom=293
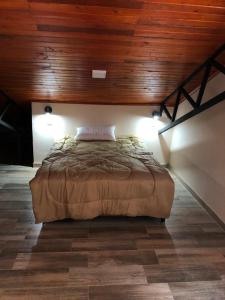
left=92, top=70, right=107, bottom=79
left=152, top=110, right=161, bottom=120
left=44, top=106, right=52, bottom=114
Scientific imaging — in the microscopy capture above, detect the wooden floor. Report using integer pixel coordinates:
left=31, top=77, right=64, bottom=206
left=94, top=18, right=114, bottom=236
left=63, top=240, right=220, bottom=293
left=0, top=165, right=225, bottom=299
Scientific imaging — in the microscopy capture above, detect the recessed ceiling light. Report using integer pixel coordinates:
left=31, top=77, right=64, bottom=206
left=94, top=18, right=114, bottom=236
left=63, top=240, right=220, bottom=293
left=92, top=70, right=107, bottom=79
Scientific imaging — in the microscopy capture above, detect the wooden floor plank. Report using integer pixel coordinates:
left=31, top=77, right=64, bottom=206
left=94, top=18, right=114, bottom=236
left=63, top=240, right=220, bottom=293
left=0, top=287, right=88, bottom=300
left=169, top=280, right=225, bottom=300
left=90, top=284, right=174, bottom=300
left=13, top=252, right=88, bottom=270
left=144, top=263, right=221, bottom=283
left=72, top=238, right=136, bottom=251
left=89, top=226, right=149, bottom=239
left=0, top=269, right=69, bottom=289
left=87, top=249, right=158, bottom=267
left=69, top=265, right=147, bottom=286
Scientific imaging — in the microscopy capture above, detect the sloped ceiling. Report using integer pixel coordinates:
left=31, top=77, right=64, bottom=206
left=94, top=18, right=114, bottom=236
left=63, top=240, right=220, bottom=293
left=0, top=0, right=224, bottom=106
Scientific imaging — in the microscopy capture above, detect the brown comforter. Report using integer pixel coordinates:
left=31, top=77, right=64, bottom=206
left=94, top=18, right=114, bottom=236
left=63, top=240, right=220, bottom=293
left=30, top=137, right=174, bottom=223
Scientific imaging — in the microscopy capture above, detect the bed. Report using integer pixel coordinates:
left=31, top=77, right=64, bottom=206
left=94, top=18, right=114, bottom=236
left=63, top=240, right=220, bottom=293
left=30, top=136, right=174, bottom=223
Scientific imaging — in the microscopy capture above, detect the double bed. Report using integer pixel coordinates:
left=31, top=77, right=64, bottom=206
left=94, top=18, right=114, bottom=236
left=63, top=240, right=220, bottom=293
left=30, top=136, right=174, bottom=223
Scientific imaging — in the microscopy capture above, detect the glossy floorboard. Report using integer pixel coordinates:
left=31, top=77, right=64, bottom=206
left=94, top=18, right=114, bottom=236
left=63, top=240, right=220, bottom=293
left=0, top=165, right=225, bottom=299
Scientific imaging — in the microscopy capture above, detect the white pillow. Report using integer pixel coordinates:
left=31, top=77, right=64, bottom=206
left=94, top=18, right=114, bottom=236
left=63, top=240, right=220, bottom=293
left=75, top=126, right=116, bottom=141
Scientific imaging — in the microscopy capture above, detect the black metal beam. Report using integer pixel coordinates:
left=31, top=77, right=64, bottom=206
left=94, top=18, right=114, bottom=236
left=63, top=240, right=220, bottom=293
left=0, top=101, right=11, bottom=120
left=172, top=90, right=181, bottom=122
left=0, top=118, right=16, bottom=132
left=161, top=43, right=225, bottom=105
left=158, top=43, right=224, bottom=134
left=211, top=59, right=225, bottom=75
left=0, top=92, right=18, bottom=132
left=0, top=90, right=18, bottom=107
left=159, top=91, right=225, bottom=134
left=0, top=90, right=24, bottom=132
left=180, top=87, right=197, bottom=108
left=161, top=103, right=172, bottom=120
left=196, top=63, right=212, bottom=107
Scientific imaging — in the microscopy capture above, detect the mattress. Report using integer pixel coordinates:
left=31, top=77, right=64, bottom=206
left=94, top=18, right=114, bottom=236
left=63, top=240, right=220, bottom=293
left=30, top=136, right=174, bottom=223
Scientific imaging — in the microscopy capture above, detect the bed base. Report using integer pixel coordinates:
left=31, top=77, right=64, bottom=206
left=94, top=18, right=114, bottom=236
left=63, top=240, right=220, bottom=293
left=42, top=217, right=166, bottom=225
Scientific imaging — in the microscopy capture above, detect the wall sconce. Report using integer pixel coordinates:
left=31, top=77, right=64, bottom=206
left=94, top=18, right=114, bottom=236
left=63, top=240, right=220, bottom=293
left=152, top=110, right=161, bottom=120
left=44, top=106, right=52, bottom=114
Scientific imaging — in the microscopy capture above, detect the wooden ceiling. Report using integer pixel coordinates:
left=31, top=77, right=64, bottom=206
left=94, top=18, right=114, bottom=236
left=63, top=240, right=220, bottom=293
left=0, top=0, right=224, bottom=106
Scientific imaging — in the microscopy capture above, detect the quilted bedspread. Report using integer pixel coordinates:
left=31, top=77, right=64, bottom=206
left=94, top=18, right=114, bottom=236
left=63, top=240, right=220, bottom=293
left=30, top=137, right=174, bottom=223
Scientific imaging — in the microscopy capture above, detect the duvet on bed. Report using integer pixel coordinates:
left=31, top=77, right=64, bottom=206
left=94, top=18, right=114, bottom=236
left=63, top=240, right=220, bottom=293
left=30, top=136, right=174, bottom=223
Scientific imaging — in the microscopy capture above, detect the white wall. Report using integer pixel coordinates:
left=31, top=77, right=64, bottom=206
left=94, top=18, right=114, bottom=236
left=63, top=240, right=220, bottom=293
left=169, top=72, right=225, bottom=223
left=32, top=103, right=170, bottom=165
